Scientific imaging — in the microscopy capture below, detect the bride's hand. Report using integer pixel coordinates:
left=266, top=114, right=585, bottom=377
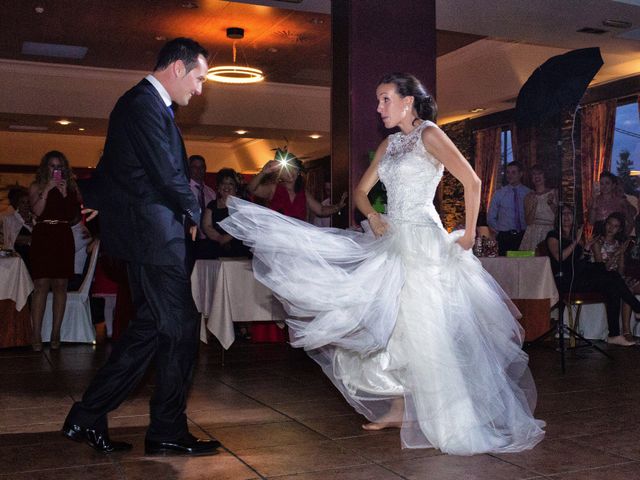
left=456, top=234, right=474, bottom=250
left=367, top=212, right=388, bottom=237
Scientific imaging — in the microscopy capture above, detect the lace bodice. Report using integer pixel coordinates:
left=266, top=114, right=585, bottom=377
left=378, top=120, right=444, bottom=226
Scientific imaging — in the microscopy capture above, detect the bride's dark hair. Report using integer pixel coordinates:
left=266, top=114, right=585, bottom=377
left=378, top=72, right=437, bottom=123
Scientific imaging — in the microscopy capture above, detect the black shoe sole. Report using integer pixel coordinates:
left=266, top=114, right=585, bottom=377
left=144, top=447, right=220, bottom=456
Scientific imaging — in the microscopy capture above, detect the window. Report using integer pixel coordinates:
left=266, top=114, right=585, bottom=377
left=612, top=99, right=640, bottom=194
left=498, top=128, right=514, bottom=182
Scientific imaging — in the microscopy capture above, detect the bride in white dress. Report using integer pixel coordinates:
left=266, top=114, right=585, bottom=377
left=220, top=73, right=545, bottom=455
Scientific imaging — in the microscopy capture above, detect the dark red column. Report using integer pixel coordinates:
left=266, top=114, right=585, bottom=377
left=331, top=0, right=437, bottom=227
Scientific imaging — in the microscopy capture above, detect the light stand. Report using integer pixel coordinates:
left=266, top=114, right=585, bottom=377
left=527, top=110, right=612, bottom=373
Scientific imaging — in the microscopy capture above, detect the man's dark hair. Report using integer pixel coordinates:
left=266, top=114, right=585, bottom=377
left=7, top=186, right=28, bottom=209
left=189, top=154, right=206, bottom=166
left=506, top=161, right=523, bottom=172
left=154, top=38, right=209, bottom=73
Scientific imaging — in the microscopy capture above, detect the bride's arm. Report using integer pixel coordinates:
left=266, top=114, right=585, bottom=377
left=422, top=127, right=481, bottom=250
left=354, top=138, right=389, bottom=237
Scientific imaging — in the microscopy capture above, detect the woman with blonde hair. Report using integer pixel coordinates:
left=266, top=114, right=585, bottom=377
left=28, top=150, right=81, bottom=351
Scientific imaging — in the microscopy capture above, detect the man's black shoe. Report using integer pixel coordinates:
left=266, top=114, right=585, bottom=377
left=62, top=422, right=132, bottom=453
left=145, top=434, right=220, bottom=456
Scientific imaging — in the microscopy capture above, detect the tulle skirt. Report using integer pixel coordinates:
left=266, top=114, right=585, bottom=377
left=220, top=197, right=545, bottom=455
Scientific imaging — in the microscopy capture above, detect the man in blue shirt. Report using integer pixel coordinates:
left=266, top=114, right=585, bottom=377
left=487, top=161, right=531, bottom=255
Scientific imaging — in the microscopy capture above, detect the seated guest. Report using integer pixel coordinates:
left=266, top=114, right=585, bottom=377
left=201, top=168, right=251, bottom=258
left=592, top=212, right=640, bottom=341
left=188, top=155, right=217, bottom=259
left=248, top=149, right=347, bottom=222
left=488, top=161, right=531, bottom=255
left=2, top=187, right=33, bottom=268
left=547, top=206, right=640, bottom=346
left=520, top=165, right=557, bottom=251
left=588, top=171, right=636, bottom=236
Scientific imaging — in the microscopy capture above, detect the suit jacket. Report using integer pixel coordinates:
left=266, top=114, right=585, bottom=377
left=82, top=79, right=200, bottom=266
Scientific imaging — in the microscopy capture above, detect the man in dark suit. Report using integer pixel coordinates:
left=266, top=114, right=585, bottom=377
left=62, top=38, right=219, bottom=456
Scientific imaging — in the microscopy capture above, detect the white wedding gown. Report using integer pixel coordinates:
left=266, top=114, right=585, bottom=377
left=220, top=120, right=545, bottom=455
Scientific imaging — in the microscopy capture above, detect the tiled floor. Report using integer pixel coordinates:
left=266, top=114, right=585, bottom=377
left=1, top=336, right=640, bottom=479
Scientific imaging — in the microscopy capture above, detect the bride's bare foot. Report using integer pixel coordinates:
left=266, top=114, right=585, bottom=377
left=362, top=398, right=404, bottom=431
left=362, top=420, right=402, bottom=431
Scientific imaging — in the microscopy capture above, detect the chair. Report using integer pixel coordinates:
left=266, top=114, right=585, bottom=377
left=559, top=291, right=606, bottom=348
left=41, top=240, right=100, bottom=344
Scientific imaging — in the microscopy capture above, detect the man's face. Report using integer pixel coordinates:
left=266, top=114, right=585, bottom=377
left=190, top=159, right=206, bottom=183
left=173, top=55, right=208, bottom=106
left=505, top=166, right=522, bottom=186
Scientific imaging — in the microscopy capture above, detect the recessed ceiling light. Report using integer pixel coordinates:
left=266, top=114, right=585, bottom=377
left=56, top=119, right=72, bottom=126
left=309, top=134, right=322, bottom=139
left=34, top=6, right=44, bottom=13
left=181, top=1, right=198, bottom=8
left=310, top=18, right=325, bottom=25
left=267, top=47, right=279, bottom=53
left=234, top=130, right=248, bottom=135
left=602, top=19, right=632, bottom=29
left=22, top=41, right=88, bottom=59
left=155, top=35, right=167, bottom=41
left=78, top=127, right=85, bottom=131
left=469, top=108, right=485, bottom=113
left=9, top=125, right=48, bottom=131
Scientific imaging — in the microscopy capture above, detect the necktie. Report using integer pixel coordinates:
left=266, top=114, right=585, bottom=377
left=167, top=105, right=174, bottom=119
left=513, top=187, right=522, bottom=231
left=197, top=184, right=205, bottom=215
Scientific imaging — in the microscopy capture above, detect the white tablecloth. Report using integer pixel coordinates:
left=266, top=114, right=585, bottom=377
left=0, top=255, right=33, bottom=311
left=479, top=256, right=559, bottom=305
left=191, top=258, right=285, bottom=349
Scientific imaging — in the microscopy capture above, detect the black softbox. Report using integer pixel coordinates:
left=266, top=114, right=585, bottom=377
left=515, top=47, right=604, bottom=127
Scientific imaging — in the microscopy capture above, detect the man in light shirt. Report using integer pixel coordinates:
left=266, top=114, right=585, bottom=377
left=487, top=161, right=531, bottom=255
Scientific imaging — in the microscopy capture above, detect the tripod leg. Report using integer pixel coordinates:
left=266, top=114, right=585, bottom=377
left=564, top=326, right=613, bottom=359
left=558, top=310, right=566, bottom=374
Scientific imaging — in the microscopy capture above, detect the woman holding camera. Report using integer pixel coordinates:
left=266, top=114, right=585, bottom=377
left=28, top=150, right=81, bottom=351
left=247, top=152, right=347, bottom=222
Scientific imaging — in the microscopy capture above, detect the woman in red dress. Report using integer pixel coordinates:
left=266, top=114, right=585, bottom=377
left=245, top=151, right=347, bottom=342
left=247, top=152, right=347, bottom=222
left=28, top=151, right=81, bottom=351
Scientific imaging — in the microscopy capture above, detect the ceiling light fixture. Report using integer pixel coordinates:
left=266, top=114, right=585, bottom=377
left=56, top=119, right=72, bottom=125
left=309, top=134, right=322, bottom=139
left=602, top=19, right=632, bottom=29
left=469, top=108, right=485, bottom=113
left=78, top=128, right=85, bottom=131
left=207, top=28, right=264, bottom=84
left=234, top=130, right=248, bottom=135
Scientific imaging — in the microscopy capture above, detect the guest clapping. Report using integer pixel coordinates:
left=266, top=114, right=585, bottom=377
left=520, top=165, right=556, bottom=251
left=588, top=171, right=636, bottom=235
left=591, top=213, right=639, bottom=341
left=547, top=206, right=639, bottom=346
left=248, top=150, right=347, bottom=222
left=28, top=150, right=81, bottom=351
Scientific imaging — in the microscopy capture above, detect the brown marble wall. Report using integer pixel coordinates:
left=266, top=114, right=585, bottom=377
left=440, top=119, right=472, bottom=231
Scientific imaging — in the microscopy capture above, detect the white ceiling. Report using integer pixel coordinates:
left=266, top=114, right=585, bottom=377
left=2, top=0, right=639, bottom=167
left=241, top=0, right=640, bottom=122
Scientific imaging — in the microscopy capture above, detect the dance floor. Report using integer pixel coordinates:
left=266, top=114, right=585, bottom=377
left=1, top=337, right=640, bottom=479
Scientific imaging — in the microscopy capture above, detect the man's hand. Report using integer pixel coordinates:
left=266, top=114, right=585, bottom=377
left=81, top=208, right=99, bottom=222
left=189, top=225, right=198, bottom=241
